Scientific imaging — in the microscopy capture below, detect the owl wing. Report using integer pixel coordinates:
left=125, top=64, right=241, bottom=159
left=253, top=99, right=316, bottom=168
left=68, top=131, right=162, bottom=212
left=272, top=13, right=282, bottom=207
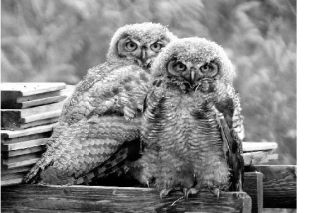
left=23, top=116, right=141, bottom=184
left=215, top=110, right=244, bottom=191
left=60, top=63, right=149, bottom=125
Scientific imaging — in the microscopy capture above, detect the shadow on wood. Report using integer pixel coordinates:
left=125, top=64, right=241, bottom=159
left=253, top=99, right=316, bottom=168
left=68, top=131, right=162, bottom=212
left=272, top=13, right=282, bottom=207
left=246, top=165, right=296, bottom=208
left=1, top=185, right=252, bottom=213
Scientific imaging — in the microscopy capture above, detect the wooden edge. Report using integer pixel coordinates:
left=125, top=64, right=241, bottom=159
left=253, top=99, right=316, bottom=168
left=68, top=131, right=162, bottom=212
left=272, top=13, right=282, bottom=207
left=2, top=158, right=40, bottom=169
left=17, top=91, right=61, bottom=103
left=2, top=138, right=48, bottom=151
left=1, top=185, right=252, bottom=213
left=245, top=165, right=296, bottom=208
left=242, top=142, right=278, bottom=152
left=1, top=82, right=66, bottom=96
left=1, top=177, right=24, bottom=186
left=22, top=110, right=62, bottom=123
left=1, top=123, right=55, bottom=139
left=242, top=151, right=278, bottom=166
left=21, top=96, right=66, bottom=108
left=243, top=172, right=263, bottom=213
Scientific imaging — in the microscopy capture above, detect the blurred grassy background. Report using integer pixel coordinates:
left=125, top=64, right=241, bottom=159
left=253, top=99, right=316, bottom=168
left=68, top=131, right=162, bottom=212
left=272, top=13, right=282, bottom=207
left=1, top=0, right=296, bottom=164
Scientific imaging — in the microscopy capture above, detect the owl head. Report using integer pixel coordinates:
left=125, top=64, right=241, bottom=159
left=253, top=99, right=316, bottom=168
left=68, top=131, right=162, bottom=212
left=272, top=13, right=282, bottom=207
left=107, top=22, right=177, bottom=69
left=151, top=37, right=235, bottom=92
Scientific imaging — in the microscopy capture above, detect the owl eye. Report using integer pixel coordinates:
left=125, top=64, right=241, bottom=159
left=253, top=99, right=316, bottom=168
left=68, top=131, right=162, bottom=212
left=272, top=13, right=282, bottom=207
left=150, top=42, right=163, bottom=52
left=200, top=62, right=219, bottom=76
left=125, top=40, right=138, bottom=51
left=174, top=62, right=187, bottom=72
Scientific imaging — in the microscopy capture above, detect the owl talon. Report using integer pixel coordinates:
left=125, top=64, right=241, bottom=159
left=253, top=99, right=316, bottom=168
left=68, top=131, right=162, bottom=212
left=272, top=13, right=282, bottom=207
left=160, top=188, right=172, bottom=199
left=210, top=188, right=220, bottom=199
left=183, top=188, right=199, bottom=199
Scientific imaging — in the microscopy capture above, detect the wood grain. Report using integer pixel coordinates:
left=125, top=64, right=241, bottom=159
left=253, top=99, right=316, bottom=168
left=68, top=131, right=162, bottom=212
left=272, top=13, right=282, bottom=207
left=17, top=90, right=61, bottom=103
left=242, top=142, right=278, bottom=153
left=20, top=96, right=66, bottom=108
left=2, top=153, right=41, bottom=169
left=242, top=151, right=278, bottom=166
left=1, top=185, right=252, bottom=213
left=246, top=165, right=296, bottom=208
left=1, top=124, right=55, bottom=139
left=2, top=146, right=45, bottom=158
left=243, top=172, right=263, bottom=213
left=1, top=82, right=66, bottom=96
left=1, top=101, right=64, bottom=129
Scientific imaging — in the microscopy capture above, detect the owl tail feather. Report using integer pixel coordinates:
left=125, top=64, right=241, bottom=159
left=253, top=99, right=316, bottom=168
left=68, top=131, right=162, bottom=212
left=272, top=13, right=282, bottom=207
left=216, top=110, right=244, bottom=192
left=74, top=147, right=130, bottom=185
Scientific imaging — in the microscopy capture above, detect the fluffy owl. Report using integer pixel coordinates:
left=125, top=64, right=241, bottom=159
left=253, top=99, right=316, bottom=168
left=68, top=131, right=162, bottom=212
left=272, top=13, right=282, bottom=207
left=136, top=37, right=244, bottom=198
left=23, top=23, right=177, bottom=184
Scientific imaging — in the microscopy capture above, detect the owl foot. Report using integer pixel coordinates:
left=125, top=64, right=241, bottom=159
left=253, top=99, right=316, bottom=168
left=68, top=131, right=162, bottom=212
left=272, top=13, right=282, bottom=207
left=160, top=188, right=173, bottom=199
left=183, top=187, right=199, bottom=199
left=209, top=187, right=221, bottom=199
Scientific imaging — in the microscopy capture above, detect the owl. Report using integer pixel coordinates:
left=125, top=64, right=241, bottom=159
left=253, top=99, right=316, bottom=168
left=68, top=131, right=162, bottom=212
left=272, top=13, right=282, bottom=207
left=136, top=37, right=244, bottom=198
left=23, top=23, right=177, bottom=184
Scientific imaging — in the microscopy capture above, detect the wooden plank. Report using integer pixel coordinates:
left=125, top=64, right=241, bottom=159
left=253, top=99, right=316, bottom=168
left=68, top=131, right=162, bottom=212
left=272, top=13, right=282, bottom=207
left=22, top=110, right=62, bottom=123
left=1, top=175, right=24, bottom=186
left=1, top=101, right=64, bottom=129
left=1, top=123, right=55, bottom=139
left=1, top=185, right=252, bottom=213
left=242, top=151, right=278, bottom=166
left=2, top=153, right=41, bottom=169
left=2, top=146, right=46, bottom=158
left=242, top=142, right=278, bottom=153
left=17, top=90, right=61, bottom=103
left=3, top=117, right=59, bottom=130
left=246, top=165, right=296, bottom=208
left=243, top=172, right=263, bottom=213
left=1, top=82, right=66, bottom=96
left=1, top=166, right=32, bottom=175
left=20, top=96, right=66, bottom=108
left=2, top=132, right=52, bottom=144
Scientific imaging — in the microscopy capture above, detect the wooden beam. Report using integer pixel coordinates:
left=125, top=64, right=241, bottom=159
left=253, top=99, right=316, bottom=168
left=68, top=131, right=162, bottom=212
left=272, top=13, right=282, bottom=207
left=20, top=96, right=66, bottom=108
left=1, top=82, right=66, bottom=97
left=242, top=142, right=278, bottom=153
left=1, top=185, right=252, bottom=213
left=243, top=172, right=263, bottom=213
left=1, top=101, right=64, bottom=129
left=246, top=165, right=296, bottom=208
left=1, top=123, right=55, bottom=139
left=242, top=151, right=278, bottom=166
left=2, top=146, right=45, bottom=158
left=2, top=153, right=41, bottom=169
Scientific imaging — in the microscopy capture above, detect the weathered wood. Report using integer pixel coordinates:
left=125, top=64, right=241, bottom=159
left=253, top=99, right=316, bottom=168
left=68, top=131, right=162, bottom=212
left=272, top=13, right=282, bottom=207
left=2, top=153, right=41, bottom=169
left=243, top=172, right=263, bottom=213
left=1, top=101, right=64, bottom=129
left=242, top=151, right=278, bottom=166
left=20, top=96, right=66, bottom=108
left=1, top=185, right=252, bottom=213
left=2, top=146, right=45, bottom=158
left=17, top=90, right=61, bottom=103
left=1, top=166, right=32, bottom=175
left=1, top=124, right=55, bottom=139
left=1, top=82, right=66, bottom=97
left=2, top=138, right=48, bottom=151
left=1, top=174, right=25, bottom=186
left=246, top=165, right=296, bottom=208
left=242, top=142, right=278, bottom=153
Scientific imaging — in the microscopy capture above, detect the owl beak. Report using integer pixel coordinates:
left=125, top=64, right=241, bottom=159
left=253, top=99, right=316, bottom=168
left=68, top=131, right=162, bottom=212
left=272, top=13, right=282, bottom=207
left=190, top=69, right=196, bottom=83
left=140, top=48, right=148, bottom=65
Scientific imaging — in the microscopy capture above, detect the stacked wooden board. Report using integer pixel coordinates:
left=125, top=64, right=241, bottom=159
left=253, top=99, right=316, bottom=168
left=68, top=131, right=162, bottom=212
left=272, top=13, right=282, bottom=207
left=1, top=83, right=71, bottom=186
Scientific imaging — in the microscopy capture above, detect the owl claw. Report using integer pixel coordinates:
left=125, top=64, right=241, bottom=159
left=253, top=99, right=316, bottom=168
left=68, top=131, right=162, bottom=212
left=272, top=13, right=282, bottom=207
left=160, top=188, right=172, bottom=199
left=183, top=188, right=199, bottom=199
left=210, top=188, right=220, bottom=199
